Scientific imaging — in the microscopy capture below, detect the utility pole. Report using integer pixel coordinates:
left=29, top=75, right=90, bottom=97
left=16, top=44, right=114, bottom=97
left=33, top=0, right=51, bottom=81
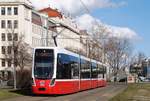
left=13, top=64, right=17, bottom=90
left=46, top=16, right=49, bottom=47
left=146, top=59, right=150, bottom=77
left=12, top=30, right=17, bottom=90
left=102, top=37, right=105, bottom=79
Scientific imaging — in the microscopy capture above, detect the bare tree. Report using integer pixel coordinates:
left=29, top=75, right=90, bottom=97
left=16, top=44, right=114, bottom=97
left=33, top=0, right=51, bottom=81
left=91, top=24, right=109, bottom=62
left=104, top=37, right=132, bottom=81
left=5, top=29, right=32, bottom=89
left=137, top=52, right=146, bottom=64
left=88, top=41, right=100, bottom=60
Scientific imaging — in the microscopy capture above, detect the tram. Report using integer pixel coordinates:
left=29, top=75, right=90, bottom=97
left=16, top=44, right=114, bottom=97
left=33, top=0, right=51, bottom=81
left=32, top=47, right=107, bottom=94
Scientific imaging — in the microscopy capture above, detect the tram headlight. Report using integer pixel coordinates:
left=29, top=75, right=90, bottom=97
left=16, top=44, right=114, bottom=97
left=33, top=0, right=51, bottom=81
left=32, top=78, right=35, bottom=86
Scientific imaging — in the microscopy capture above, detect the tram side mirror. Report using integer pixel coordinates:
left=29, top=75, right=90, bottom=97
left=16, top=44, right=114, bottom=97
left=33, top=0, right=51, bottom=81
left=50, top=78, right=55, bottom=86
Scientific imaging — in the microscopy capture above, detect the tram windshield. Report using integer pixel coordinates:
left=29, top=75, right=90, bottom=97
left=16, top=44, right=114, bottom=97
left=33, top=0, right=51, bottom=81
left=34, top=49, right=54, bottom=79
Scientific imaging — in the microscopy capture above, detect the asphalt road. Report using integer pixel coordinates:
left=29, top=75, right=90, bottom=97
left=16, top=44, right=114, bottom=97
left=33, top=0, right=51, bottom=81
left=2, top=83, right=127, bottom=101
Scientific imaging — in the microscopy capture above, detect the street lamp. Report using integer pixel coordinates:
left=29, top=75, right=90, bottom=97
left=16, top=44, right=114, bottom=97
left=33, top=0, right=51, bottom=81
left=145, top=58, right=150, bottom=77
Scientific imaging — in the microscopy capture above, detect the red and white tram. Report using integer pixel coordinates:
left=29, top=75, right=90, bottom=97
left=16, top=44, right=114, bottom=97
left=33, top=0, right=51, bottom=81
left=32, top=47, right=107, bottom=94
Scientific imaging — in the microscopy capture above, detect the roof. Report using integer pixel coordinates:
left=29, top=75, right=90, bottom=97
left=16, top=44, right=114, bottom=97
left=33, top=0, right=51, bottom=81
left=39, top=7, right=62, bottom=18
left=0, top=0, right=33, bottom=8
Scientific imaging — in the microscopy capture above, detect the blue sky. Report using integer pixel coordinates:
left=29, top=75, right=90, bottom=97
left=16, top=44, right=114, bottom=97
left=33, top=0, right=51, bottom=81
left=91, top=0, right=150, bottom=57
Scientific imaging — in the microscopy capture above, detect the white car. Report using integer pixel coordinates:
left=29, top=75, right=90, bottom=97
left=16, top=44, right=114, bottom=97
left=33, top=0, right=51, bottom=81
left=139, top=76, right=146, bottom=82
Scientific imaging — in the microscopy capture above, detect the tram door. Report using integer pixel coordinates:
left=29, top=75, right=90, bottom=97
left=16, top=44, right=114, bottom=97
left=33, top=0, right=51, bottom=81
left=70, top=55, right=80, bottom=92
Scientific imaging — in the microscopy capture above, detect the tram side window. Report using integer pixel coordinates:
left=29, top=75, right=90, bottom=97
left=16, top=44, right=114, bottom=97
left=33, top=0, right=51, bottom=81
left=56, top=54, right=79, bottom=79
left=80, top=59, right=90, bottom=79
left=103, top=66, right=107, bottom=78
left=98, top=64, right=106, bottom=79
left=70, top=56, right=79, bottom=79
left=91, top=62, right=98, bottom=78
left=57, top=54, right=71, bottom=79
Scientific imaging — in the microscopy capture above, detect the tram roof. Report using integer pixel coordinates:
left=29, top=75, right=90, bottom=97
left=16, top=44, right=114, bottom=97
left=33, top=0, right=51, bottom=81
left=34, top=47, right=105, bottom=65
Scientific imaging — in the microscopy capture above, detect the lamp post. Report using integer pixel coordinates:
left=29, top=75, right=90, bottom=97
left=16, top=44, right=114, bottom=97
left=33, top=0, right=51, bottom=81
left=145, top=58, right=149, bottom=78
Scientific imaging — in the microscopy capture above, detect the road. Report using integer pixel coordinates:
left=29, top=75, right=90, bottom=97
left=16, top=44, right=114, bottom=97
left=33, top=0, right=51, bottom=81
left=2, top=84, right=127, bottom=101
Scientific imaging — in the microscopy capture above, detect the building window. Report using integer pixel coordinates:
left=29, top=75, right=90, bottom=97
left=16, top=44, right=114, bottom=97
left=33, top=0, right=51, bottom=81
left=1, top=46, right=6, bottom=54
left=7, top=7, right=12, bottom=15
left=13, top=33, right=18, bottom=41
left=7, top=33, right=12, bottom=41
left=32, top=12, right=42, bottom=26
left=14, top=7, right=18, bottom=15
left=1, top=33, right=5, bottom=41
left=8, top=59, right=12, bottom=67
left=1, top=7, right=5, bottom=15
left=2, top=59, right=5, bottom=67
left=1, top=20, right=6, bottom=28
left=7, top=20, right=12, bottom=28
left=14, top=20, right=18, bottom=29
left=7, top=46, right=12, bottom=54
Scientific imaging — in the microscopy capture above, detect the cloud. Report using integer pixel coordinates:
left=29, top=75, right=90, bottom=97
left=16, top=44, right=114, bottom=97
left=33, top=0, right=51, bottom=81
left=30, top=0, right=126, bottom=15
left=75, top=14, right=101, bottom=31
left=75, top=14, right=140, bottom=40
left=107, top=26, right=140, bottom=40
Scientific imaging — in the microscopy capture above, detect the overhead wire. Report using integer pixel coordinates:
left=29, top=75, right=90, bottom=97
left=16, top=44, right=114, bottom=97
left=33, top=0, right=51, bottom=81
left=79, top=0, right=102, bottom=27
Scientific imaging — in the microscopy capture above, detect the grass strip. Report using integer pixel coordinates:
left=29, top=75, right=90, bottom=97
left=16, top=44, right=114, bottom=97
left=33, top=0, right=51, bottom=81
left=110, top=83, right=150, bottom=101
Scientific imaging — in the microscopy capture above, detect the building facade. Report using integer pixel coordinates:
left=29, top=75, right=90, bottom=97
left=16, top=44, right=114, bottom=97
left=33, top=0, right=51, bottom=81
left=0, top=0, right=33, bottom=79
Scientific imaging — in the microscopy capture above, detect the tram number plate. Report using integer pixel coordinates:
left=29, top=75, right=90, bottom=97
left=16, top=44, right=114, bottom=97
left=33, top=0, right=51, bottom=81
left=40, top=81, right=45, bottom=86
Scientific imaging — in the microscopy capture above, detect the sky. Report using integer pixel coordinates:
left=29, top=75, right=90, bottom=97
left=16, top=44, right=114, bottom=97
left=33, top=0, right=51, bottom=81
left=30, top=0, right=150, bottom=57
left=91, top=0, right=150, bottom=57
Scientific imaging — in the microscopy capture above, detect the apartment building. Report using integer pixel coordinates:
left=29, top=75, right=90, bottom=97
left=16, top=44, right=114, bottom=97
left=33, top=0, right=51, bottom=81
left=0, top=0, right=33, bottom=80
left=0, top=0, right=84, bottom=80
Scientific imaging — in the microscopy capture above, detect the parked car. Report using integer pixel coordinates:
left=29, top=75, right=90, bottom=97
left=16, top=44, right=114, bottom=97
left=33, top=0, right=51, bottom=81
left=144, top=78, right=150, bottom=82
left=138, top=76, right=145, bottom=82
left=139, top=76, right=150, bottom=82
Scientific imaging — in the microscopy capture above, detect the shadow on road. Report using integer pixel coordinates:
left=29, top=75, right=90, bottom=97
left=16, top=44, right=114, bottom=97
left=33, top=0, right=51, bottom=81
left=10, top=89, right=33, bottom=96
left=9, top=89, right=72, bottom=97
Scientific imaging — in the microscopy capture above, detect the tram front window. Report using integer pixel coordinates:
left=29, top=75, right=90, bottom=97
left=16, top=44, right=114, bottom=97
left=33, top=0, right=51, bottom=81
left=34, top=49, right=54, bottom=79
